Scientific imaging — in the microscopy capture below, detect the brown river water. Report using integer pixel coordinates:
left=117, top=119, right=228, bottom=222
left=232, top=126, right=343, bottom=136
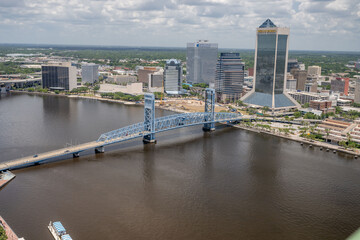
left=0, top=92, right=360, bottom=240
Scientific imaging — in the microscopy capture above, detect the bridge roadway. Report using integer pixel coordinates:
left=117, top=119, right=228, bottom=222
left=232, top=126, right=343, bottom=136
left=0, top=112, right=246, bottom=172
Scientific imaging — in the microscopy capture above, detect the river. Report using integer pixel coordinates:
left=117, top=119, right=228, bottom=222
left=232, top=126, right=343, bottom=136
left=0, top=92, right=360, bottom=240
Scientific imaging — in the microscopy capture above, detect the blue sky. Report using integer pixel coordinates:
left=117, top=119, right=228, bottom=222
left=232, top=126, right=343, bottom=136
left=0, top=0, right=359, bottom=51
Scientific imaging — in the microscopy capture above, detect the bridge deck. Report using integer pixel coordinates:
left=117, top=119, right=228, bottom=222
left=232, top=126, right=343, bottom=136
left=0, top=141, right=102, bottom=171
left=0, top=114, right=245, bottom=172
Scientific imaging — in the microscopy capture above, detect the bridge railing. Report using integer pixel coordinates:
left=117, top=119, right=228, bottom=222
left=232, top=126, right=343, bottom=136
left=97, top=122, right=144, bottom=142
left=97, top=112, right=243, bottom=143
left=155, top=113, right=211, bottom=132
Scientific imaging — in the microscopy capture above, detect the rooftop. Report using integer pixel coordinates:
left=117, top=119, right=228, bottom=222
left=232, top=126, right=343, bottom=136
left=259, top=19, right=277, bottom=28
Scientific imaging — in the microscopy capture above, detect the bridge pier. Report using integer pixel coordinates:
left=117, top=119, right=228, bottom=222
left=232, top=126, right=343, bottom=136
left=143, top=93, right=156, bottom=144
left=73, top=152, right=80, bottom=158
left=95, top=146, right=105, bottom=153
left=143, top=135, right=157, bottom=144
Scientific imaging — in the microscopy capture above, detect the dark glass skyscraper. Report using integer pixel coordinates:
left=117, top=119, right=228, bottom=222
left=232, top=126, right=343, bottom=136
left=242, top=19, right=299, bottom=109
left=42, top=62, right=77, bottom=91
left=215, top=53, right=244, bottom=103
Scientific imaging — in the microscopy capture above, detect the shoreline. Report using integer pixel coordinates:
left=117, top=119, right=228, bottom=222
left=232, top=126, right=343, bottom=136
left=232, top=124, right=360, bottom=157
left=9, top=90, right=189, bottom=114
left=9, top=90, right=360, bottom=157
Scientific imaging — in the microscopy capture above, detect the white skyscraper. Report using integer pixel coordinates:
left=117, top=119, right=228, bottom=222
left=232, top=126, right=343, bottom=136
left=186, top=40, right=218, bottom=84
left=82, top=63, right=99, bottom=84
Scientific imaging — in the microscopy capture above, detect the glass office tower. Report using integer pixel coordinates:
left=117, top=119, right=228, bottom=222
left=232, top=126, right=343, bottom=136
left=164, top=59, right=182, bottom=94
left=215, top=52, right=244, bottom=103
left=242, top=19, right=299, bottom=109
left=186, top=40, right=218, bottom=84
left=42, top=62, right=77, bottom=91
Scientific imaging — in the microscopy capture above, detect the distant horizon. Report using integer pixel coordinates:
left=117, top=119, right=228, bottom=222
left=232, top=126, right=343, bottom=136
left=1, top=43, right=360, bottom=54
left=1, top=1, right=359, bottom=52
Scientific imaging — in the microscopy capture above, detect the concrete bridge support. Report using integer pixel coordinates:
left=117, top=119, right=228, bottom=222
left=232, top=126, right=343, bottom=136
left=95, top=146, right=105, bottom=153
left=143, top=93, right=156, bottom=144
left=203, top=88, right=215, bottom=132
left=73, top=152, right=80, bottom=158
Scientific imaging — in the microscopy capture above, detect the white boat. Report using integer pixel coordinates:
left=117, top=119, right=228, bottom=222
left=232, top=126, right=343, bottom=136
left=48, top=221, right=73, bottom=240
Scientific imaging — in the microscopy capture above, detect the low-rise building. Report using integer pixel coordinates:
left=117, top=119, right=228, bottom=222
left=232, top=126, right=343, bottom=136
left=107, top=75, right=137, bottom=85
left=99, top=82, right=143, bottom=95
left=137, top=66, right=162, bottom=84
left=148, top=69, right=164, bottom=93
left=288, top=91, right=327, bottom=105
left=316, top=119, right=358, bottom=143
left=337, top=98, right=352, bottom=107
left=309, top=100, right=332, bottom=110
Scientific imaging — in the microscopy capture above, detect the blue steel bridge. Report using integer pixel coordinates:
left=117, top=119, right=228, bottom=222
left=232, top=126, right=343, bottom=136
left=0, top=89, right=245, bottom=172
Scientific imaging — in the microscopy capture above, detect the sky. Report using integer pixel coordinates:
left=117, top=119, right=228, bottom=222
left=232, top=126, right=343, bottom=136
left=0, top=0, right=359, bottom=51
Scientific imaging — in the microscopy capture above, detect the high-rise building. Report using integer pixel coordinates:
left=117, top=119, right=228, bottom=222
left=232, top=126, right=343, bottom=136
left=81, top=63, right=99, bottom=84
left=291, top=69, right=307, bottom=91
left=164, top=59, right=182, bottom=94
left=186, top=40, right=218, bottom=84
left=331, top=77, right=349, bottom=95
left=287, top=59, right=299, bottom=72
left=354, top=78, right=360, bottom=103
left=241, top=19, right=299, bottom=109
left=215, top=52, right=244, bottom=103
left=308, top=66, right=321, bottom=77
left=42, top=62, right=77, bottom=91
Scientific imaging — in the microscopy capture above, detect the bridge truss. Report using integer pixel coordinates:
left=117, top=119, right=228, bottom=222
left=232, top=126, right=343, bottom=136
left=97, top=89, right=243, bottom=145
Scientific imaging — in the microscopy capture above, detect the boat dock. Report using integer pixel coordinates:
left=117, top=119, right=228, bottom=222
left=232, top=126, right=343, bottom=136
left=0, top=171, right=16, bottom=189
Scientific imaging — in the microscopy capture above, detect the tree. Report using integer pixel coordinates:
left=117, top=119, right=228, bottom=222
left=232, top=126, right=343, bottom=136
left=325, top=128, right=330, bottom=142
left=261, top=106, right=270, bottom=114
left=236, top=100, right=245, bottom=107
left=335, top=106, right=342, bottom=114
left=294, top=111, right=302, bottom=118
left=302, top=102, right=310, bottom=108
left=0, top=226, right=7, bottom=240
left=182, top=84, right=190, bottom=90
left=339, top=141, right=347, bottom=149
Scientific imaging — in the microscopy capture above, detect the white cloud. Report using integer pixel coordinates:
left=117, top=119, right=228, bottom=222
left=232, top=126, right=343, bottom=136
left=0, top=0, right=359, bottom=50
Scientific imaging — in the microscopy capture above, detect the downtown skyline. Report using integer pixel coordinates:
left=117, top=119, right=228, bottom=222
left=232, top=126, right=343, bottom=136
left=0, top=0, right=359, bottom=51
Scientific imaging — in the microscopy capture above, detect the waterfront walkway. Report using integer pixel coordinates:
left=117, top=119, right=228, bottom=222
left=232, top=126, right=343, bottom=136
left=0, top=215, right=23, bottom=240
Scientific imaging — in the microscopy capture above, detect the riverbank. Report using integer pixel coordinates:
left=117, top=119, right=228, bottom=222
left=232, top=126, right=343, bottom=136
left=10, top=90, right=360, bottom=157
left=232, top=124, right=360, bottom=157
left=0, top=215, right=22, bottom=240
left=10, top=90, right=190, bottom=114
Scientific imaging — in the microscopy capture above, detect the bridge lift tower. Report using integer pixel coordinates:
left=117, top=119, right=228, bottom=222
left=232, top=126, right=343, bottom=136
left=143, top=93, right=156, bottom=143
left=203, top=88, right=215, bottom=132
